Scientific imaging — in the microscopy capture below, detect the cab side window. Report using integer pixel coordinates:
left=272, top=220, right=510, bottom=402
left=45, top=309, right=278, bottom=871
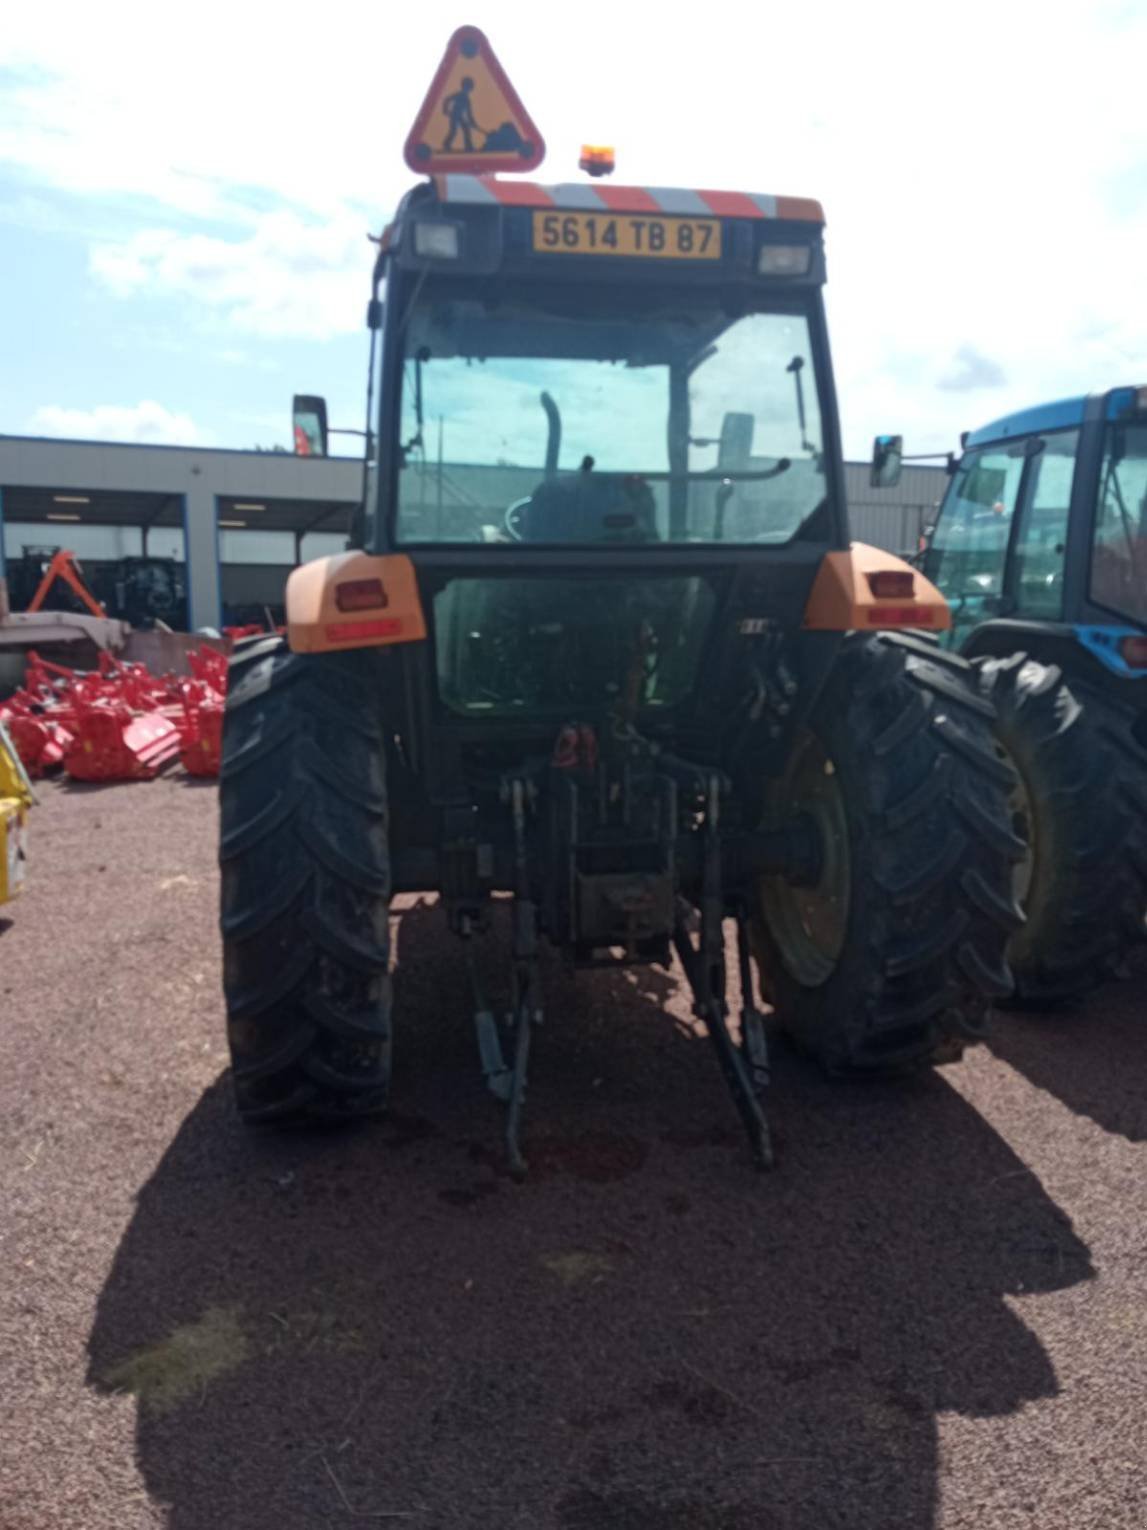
left=1010, top=429, right=1079, bottom=620
left=1092, top=422, right=1147, bottom=626
left=924, top=443, right=1025, bottom=640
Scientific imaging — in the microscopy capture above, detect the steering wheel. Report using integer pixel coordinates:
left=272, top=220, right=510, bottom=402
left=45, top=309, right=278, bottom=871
left=504, top=497, right=532, bottom=541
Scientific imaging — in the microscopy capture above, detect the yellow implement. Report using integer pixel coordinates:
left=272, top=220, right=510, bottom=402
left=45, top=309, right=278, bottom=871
left=0, top=718, right=33, bottom=907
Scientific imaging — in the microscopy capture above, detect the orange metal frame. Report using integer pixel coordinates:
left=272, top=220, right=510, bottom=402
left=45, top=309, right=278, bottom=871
left=26, top=550, right=107, bottom=620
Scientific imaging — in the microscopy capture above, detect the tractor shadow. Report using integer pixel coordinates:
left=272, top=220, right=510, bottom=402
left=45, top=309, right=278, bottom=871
left=987, top=954, right=1147, bottom=1141
left=88, top=899, right=1093, bottom=1530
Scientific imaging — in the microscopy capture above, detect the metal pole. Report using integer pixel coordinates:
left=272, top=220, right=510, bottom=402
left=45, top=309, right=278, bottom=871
left=436, top=415, right=444, bottom=538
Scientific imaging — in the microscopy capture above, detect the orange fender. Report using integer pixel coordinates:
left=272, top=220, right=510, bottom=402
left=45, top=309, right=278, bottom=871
left=802, top=542, right=950, bottom=632
left=286, top=552, right=428, bottom=654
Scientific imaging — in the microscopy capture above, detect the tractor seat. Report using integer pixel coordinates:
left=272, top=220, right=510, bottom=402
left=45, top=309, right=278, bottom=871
left=520, top=472, right=659, bottom=544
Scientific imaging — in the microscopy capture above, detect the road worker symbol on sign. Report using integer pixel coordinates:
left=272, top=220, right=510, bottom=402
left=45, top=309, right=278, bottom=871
left=442, top=78, right=481, bottom=153
left=403, top=25, right=546, bottom=175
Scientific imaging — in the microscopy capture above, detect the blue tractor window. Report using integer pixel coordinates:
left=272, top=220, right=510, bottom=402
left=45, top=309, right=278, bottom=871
left=1093, top=421, right=1147, bottom=626
left=924, top=442, right=1026, bottom=643
left=1010, top=429, right=1079, bottom=620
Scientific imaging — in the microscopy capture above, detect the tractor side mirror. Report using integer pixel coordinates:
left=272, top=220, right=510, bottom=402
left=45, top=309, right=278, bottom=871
left=292, top=394, right=329, bottom=458
left=870, top=434, right=903, bottom=489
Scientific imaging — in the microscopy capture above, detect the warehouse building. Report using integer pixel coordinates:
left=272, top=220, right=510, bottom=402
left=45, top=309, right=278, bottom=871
left=0, top=435, right=946, bottom=631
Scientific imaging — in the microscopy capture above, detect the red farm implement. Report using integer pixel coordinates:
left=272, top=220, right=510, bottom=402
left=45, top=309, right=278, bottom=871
left=177, top=648, right=228, bottom=777
left=0, top=647, right=228, bottom=782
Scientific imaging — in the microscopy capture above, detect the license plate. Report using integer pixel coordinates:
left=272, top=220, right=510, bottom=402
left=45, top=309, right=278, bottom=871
left=532, top=210, right=721, bottom=260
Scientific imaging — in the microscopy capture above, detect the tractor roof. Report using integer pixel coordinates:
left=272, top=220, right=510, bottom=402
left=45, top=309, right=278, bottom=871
left=967, top=386, right=1145, bottom=448
left=430, top=175, right=824, bottom=224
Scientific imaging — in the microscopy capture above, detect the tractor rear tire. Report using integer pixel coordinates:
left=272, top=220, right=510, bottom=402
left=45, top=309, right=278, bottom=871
left=975, top=653, right=1147, bottom=1003
left=218, top=636, right=392, bottom=1124
left=753, top=632, right=1024, bottom=1073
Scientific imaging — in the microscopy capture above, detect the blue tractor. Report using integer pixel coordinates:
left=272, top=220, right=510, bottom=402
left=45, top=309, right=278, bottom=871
left=876, top=387, right=1147, bottom=1002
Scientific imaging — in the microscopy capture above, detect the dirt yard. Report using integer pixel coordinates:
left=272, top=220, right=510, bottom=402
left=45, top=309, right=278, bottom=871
left=1, top=775, right=1145, bottom=1528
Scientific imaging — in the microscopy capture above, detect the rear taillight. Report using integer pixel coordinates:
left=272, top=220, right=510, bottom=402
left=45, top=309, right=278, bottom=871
left=335, top=578, right=387, bottom=613
left=866, top=569, right=915, bottom=599
left=1119, top=634, right=1147, bottom=668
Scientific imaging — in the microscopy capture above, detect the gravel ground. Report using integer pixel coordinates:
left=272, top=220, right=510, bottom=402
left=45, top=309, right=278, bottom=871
left=1, top=775, right=1145, bottom=1529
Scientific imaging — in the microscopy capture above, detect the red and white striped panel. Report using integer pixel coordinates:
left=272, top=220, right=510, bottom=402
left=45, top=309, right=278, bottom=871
left=432, top=175, right=824, bottom=224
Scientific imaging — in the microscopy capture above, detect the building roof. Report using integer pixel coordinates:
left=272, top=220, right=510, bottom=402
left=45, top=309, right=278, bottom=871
left=0, top=435, right=363, bottom=537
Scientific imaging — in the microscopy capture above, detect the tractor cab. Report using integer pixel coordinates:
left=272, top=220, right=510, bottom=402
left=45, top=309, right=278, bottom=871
left=386, top=179, right=834, bottom=551
left=368, top=173, right=841, bottom=735
left=921, top=388, right=1147, bottom=682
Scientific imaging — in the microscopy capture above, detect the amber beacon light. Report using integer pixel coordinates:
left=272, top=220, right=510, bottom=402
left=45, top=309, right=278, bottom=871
left=579, top=144, right=616, bottom=177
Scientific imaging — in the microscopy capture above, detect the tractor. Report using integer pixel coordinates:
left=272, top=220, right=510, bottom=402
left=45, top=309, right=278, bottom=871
left=218, top=42, right=1023, bottom=1170
left=94, top=556, right=188, bottom=632
left=876, top=388, right=1147, bottom=1003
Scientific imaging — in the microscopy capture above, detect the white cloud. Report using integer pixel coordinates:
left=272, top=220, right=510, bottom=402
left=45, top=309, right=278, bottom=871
left=27, top=400, right=208, bottom=446
left=937, top=347, right=1007, bottom=394
left=89, top=211, right=372, bottom=338
left=0, top=3, right=410, bottom=224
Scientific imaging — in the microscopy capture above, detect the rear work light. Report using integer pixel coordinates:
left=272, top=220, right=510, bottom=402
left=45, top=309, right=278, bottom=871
left=413, top=221, right=462, bottom=259
left=866, top=569, right=915, bottom=599
left=1120, top=634, right=1147, bottom=668
left=335, top=577, right=388, bottom=613
left=757, top=244, right=812, bottom=277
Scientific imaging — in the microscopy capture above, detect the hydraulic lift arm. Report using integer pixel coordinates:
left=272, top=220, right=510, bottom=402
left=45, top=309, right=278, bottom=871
left=26, top=550, right=107, bottom=619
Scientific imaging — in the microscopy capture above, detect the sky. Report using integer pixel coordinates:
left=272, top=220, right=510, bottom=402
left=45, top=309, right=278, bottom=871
left=2, top=0, right=1146, bottom=462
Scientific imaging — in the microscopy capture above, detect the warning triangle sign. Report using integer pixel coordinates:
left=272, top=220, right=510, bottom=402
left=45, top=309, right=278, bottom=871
left=403, top=25, right=545, bottom=176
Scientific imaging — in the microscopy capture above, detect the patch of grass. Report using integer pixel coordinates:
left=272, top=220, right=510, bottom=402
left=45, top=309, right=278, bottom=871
left=540, top=1252, right=615, bottom=1287
left=101, top=1304, right=250, bottom=1414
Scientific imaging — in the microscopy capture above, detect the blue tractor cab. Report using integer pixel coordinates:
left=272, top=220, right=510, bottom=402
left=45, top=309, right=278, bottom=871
left=883, top=388, right=1147, bottom=1003
left=925, top=387, right=1147, bottom=681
